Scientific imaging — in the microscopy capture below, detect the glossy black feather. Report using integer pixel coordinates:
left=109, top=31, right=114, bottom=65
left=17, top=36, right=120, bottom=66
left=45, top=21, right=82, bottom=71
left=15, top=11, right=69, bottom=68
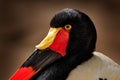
left=31, top=8, right=97, bottom=80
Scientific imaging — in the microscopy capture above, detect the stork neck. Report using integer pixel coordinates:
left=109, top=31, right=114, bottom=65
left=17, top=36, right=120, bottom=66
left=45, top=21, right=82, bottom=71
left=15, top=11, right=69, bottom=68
left=31, top=52, right=93, bottom=80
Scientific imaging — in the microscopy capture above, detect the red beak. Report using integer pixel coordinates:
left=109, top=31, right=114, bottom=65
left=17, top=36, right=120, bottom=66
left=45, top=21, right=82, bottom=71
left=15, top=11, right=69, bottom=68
left=9, top=28, right=69, bottom=80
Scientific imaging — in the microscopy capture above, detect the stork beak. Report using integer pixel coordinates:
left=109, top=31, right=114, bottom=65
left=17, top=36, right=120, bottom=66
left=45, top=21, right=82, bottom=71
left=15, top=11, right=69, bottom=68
left=9, top=27, right=69, bottom=80
left=36, top=28, right=62, bottom=50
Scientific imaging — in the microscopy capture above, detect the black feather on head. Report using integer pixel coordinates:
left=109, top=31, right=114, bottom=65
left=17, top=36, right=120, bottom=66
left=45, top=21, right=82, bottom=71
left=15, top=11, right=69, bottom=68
left=50, top=8, right=97, bottom=56
left=31, top=8, right=97, bottom=80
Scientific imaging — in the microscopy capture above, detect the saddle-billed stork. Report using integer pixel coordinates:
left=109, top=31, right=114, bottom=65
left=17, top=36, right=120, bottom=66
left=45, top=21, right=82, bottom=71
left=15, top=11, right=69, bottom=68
left=9, top=8, right=120, bottom=80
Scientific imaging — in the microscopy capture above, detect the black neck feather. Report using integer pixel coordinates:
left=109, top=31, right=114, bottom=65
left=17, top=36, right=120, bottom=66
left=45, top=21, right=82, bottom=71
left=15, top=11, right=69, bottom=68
left=30, top=50, right=93, bottom=80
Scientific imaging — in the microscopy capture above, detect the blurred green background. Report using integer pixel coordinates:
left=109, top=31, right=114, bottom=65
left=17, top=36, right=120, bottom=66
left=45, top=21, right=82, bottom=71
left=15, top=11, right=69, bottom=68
left=0, top=0, right=120, bottom=80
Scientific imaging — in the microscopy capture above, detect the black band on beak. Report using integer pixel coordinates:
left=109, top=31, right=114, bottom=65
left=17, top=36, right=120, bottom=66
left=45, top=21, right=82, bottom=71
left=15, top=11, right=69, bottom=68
left=22, top=48, right=62, bottom=71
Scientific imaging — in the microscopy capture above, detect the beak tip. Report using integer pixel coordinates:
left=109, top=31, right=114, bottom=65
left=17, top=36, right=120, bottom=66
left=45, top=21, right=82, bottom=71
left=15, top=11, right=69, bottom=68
left=9, top=67, right=36, bottom=80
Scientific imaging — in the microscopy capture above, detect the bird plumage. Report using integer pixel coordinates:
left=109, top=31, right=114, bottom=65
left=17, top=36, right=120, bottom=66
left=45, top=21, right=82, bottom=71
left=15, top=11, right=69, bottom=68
left=66, top=52, right=120, bottom=80
left=9, top=8, right=120, bottom=80
left=31, top=8, right=97, bottom=80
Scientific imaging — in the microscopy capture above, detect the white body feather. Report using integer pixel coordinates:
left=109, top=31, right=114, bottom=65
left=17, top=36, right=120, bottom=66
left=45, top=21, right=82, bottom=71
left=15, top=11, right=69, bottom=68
left=66, top=52, right=120, bottom=80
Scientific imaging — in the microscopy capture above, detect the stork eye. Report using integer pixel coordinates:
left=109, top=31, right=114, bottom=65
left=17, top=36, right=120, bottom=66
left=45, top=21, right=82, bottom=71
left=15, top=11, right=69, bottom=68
left=64, top=24, right=72, bottom=30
